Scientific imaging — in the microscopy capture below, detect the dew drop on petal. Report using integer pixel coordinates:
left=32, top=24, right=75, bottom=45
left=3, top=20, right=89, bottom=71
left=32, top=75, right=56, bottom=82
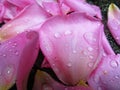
left=67, top=63, right=72, bottom=67
left=87, top=47, right=93, bottom=51
left=3, top=54, right=6, bottom=57
left=64, top=30, right=72, bottom=35
left=88, top=62, right=94, bottom=68
left=115, top=75, right=119, bottom=79
left=110, top=60, right=118, bottom=68
left=72, top=50, right=77, bottom=54
left=116, top=37, right=120, bottom=40
left=89, top=55, right=94, bottom=59
left=3, top=65, right=15, bottom=81
left=83, top=50, right=88, bottom=56
left=84, top=32, right=97, bottom=45
left=54, top=33, right=61, bottom=38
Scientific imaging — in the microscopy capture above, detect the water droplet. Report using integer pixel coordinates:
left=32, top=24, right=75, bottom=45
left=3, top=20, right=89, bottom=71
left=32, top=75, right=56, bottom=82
left=84, top=32, right=97, bottom=45
left=54, top=33, right=60, bottom=38
left=67, top=63, right=72, bottom=67
left=110, top=60, right=118, bottom=68
left=64, top=30, right=72, bottom=35
left=115, top=75, right=119, bottom=79
left=73, top=50, right=77, bottom=53
left=102, top=53, right=106, bottom=57
left=3, top=54, right=6, bottom=57
left=116, top=37, right=120, bottom=40
left=12, top=42, right=17, bottom=48
left=3, top=65, right=14, bottom=81
left=87, top=47, right=93, bottom=51
left=89, top=55, right=94, bottom=59
left=88, top=62, right=94, bottom=68
left=42, top=84, right=53, bottom=90
left=103, top=70, right=107, bottom=75
left=83, top=50, right=88, bottom=56
left=8, top=41, right=12, bottom=44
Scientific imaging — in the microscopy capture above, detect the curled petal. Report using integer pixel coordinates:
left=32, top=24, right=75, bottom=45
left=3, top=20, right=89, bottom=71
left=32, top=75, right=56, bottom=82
left=1, top=0, right=34, bottom=22
left=33, top=70, right=93, bottom=90
left=88, top=54, right=120, bottom=90
left=64, top=0, right=102, bottom=19
left=107, top=3, right=120, bottom=45
left=0, top=31, right=39, bottom=90
left=39, top=12, right=103, bottom=85
left=0, top=3, right=50, bottom=42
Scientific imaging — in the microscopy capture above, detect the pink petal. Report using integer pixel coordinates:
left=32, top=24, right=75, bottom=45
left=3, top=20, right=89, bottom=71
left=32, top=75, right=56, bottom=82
left=0, top=31, right=39, bottom=90
left=42, top=1, right=61, bottom=15
left=64, top=0, right=102, bottom=19
left=33, top=70, right=93, bottom=90
left=1, top=0, right=34, bottom=22
left=0, top=3, right=50, bottom=42
left=107, top=3, right=120, bottom=45
left=39, top=12, right=103, bottom=85
left=88, top=54, right=120, bottom=90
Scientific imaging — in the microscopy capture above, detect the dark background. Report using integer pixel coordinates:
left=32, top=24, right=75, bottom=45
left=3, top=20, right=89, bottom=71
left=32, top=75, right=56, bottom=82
left=9, top=0, right=120, bottom=90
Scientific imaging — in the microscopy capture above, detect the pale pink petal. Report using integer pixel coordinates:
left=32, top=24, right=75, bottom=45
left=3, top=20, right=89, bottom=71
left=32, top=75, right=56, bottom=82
left=1, top=0, right=35, bottom=22
left=0, top=31, right=39, bottom=90
left=39, top=12, right=103, bottom=85
left=33, top=70, right=93, bottom=90
left=88, top=54, right=120, bottom=90
left=107, top=3, right=120, bottom=45
left=64, top=0, right=102, bottom=19
left=42, top=1, right=61, bottom=15
left=0, top=3, right=50, bottom=42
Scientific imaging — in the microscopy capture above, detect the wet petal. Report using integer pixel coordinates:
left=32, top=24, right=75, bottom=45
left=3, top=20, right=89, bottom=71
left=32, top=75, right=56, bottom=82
left=88, top=54, right=120, bottom=90
left=0, top=3, right=50, bottom=42
left=64, top=0, right=102, bottom=19
left=107, top=3, right=120, bottom=45
left=1, top=0, right=34, bottom=22
left=33, top=70, right=93, bottom=90
left=0, top=31, right=39, bottom=90
left=39, top=12, right=103, bottom=85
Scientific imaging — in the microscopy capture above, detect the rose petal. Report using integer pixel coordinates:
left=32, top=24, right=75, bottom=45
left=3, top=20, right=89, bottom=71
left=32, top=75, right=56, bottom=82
left=0, top=3, right=50, bottom=42
left=64, top=0, right=102, bottom=19
left=88, top=54, right=120, bottom=90
left=0, top=31, right=39, bottom=90
left=1, top=0, right=34, bottom=22
left=107, top=3, right=120, bottom=45
left=39, top=12, right=103, bottom=85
